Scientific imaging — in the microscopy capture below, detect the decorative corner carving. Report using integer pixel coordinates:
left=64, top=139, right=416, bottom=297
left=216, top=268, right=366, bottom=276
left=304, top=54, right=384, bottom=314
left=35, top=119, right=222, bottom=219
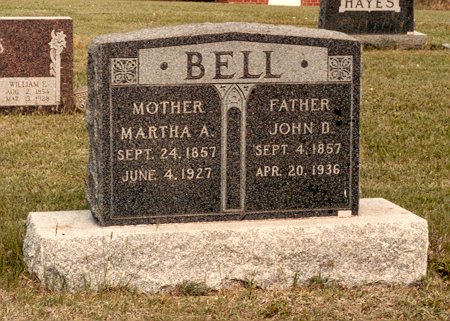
left=111, top=58, right=138, bottom=85
left=328, top=56, right=353, bottom=82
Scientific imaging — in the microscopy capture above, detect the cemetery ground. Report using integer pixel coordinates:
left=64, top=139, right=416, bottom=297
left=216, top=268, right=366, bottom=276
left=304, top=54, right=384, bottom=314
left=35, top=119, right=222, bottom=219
left=0, top=1, right=449, bottom=320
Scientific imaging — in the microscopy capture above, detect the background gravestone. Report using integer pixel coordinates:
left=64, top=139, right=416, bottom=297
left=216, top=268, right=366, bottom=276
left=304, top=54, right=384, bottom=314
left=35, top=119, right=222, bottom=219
left=87, top=23, right=361, bottom=226
left=0, top=17, right=73, bottom=113
left=319, top=0, right=414, bottom=34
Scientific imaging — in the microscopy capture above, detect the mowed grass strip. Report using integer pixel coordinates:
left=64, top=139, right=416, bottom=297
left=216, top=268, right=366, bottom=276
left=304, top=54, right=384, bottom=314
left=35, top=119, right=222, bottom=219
left=0, top=115, right=88, bottom=285
left=0, top=277, right=449, bottom=320
left=0, top=0, right=449, bottom=319
left=360, top=50, right=449, bottom=268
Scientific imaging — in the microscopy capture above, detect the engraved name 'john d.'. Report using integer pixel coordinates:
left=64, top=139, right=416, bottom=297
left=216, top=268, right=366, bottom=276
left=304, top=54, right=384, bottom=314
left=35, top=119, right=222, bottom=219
left=87, top=25, right=361, bottom=225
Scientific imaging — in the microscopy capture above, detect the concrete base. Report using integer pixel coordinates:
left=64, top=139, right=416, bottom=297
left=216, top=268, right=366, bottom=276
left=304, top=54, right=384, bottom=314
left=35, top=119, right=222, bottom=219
left=353, top=31, right=428, bottom=49
left=23, top=198, right=428, bottom=293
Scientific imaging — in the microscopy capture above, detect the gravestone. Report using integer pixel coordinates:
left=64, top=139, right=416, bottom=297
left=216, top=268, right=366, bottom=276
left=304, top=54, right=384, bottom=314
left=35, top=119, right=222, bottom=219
left=87, top=23, right=361, bottom=226
left=0, top=17, right=73, bottom=113
left=74, top=86, right=87, bottom=112
left=319, top=0, right=413, bottom=34
left=24, top=23, right=428, bottom=292
left=318, top=0, right=428, bottom=49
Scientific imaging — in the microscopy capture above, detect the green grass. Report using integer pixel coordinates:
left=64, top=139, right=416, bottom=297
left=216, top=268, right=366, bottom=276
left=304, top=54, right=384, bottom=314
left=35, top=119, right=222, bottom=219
left=360, top=50, right=450, bottom=267
left=416, top=0, right=450, bottom=10
left=0, top=278, right=449, bottom=320
left=0, top=1, right=449, bottom=319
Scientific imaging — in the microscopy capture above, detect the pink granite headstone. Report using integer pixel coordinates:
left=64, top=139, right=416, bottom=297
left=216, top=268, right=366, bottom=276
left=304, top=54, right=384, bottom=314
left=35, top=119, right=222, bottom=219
left=0, top=17, right=73, bottom=113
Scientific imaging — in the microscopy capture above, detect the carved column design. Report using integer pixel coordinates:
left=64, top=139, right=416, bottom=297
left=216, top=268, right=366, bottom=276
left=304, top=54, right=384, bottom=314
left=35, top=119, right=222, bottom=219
left=215, top=84, right=255, bottom=212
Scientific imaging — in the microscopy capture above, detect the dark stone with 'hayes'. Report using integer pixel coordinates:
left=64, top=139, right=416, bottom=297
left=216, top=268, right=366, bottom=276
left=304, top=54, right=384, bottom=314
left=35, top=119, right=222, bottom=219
left=86, top=23, right=361, bottom=226
left=319, top=0, right=414, bottom=34
left=0, top=17, right=73, bottom=113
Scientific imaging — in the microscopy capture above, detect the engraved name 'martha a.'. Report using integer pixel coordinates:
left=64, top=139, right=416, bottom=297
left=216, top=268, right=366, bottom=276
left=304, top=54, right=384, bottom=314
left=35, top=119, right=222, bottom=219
left=339, top=0, right=401, bottom=12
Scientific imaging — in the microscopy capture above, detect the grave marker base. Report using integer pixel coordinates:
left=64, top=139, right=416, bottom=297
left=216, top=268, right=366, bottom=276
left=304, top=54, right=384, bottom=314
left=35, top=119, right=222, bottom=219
left=23, top=198, right=428, bottom=292
left=354, top=31, right=428, bottom=49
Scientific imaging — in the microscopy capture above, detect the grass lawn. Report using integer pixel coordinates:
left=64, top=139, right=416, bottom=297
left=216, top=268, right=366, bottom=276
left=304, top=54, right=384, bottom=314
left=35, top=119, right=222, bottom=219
left=0, top=1, right=449, bottom=320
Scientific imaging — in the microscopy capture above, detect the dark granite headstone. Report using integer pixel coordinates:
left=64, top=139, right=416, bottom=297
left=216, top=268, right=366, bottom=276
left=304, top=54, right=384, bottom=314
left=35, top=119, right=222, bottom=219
left=0, top=17, right=73, bottom=113
left=319, top=0, right=414, bottom=34
left=87, top=23, right=361, bottom=226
